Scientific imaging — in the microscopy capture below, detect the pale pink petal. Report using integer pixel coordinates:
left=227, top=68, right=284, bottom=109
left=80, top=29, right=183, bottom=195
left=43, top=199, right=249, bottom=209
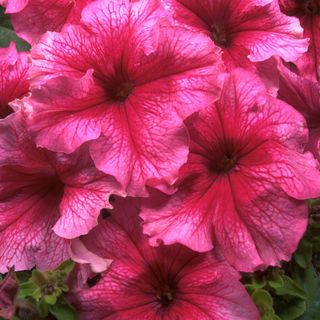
left=70, top=239, right=111, bottom=273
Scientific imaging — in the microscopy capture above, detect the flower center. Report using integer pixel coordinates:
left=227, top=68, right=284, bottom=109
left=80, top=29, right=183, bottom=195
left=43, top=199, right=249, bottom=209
left=0, top=104, right=13, bottom=119
left=108, top=81, right=133, bottom=102
left=212, top=151, right=238, bottom=173
left=305, top=0, right=319, bottom=15
left=210, top=24, right=228, bottom=46
left=156, top=281, right=176, bottom=307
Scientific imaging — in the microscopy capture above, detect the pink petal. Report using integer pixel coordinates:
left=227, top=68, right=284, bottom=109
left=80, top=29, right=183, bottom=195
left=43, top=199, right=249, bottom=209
left=164, top=0, right=308, bottom=68
left=28, top=0, right=223, bottom=195
left=69, top=196, right=259, bottom=320
left=141, top=69, right=320, bottom=271
left=10, top=0, right=92, bottom=44
left=55, top=177, right=122, bottom=238
left=278, top=62, right=320, bottom=160
left=280, top=0, right=320, bottom=81
left=0, top=43, right=30, bottom=119
left=70, top=239, right=111, bottom=273
left=0, top=166, right=66, bottom=272
left=0, top=113, right=122, bottom=271
left=25, top=71, right=105, bottom=153
left=0, top=0, right=28, bottom=13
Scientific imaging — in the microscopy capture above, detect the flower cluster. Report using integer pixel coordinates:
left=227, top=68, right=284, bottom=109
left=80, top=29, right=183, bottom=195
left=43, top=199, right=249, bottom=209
left=0, top=0, right=319, bottom=319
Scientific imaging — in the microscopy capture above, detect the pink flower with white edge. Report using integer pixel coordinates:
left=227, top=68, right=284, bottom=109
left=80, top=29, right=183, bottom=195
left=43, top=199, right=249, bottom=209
left=141, top=69, right=320, bottom=272
left=163, top=0, right=308, bottom=70
left=0, top=112, right=122, bottom=273
left=0, top=43, right=30, bottom=119
left=1, top=0, right=92, bottom=44
left=280, top=0, right=320, bottom=81
left=69, top=196, right=259, bottom=320
left=26, top=0, right=224, bottom=196
left=278, top=61, right=320, bottom=160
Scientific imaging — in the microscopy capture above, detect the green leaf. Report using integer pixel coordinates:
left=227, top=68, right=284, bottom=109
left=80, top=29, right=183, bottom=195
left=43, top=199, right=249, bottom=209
left=275, top=298, right=306, bottom=320
left=252, top=289, right=274, bottom=312
left=268, top=273, right=284, bottom=289
left=262, top=310, right=281, bottom=320
left=49, top=302, right=77, bottom=320
left=0, top=7, right=12, bottom=29
left=55, top=260, right=75, bottom=275
left=295, top=266, right=320, bottom=320
left=37, top=298, right=49, bottom=318
left=18, top=281, right=37, bottom=298
left=0, top=25, right=31, bottom=51
left=252, top=276, right=267, bottom=289
left=44, top=294, right=57, bottom=305
left=272, top=275, right=307, bottom=300
left=17, top=272, right=31, bottom=283
left=31, top=270, right=47, bottom=287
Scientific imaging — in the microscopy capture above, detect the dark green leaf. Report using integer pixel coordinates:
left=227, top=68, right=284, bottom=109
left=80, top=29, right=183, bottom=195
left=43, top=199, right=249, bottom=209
left=49, top=301, right=77, bottom=320
left=272, top=275, right=307, bottom=300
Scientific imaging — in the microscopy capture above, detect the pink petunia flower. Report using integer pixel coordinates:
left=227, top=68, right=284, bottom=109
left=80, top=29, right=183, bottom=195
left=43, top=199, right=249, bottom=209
left=141, top=69, right=320, bottom=272
left=279, top=0, right=320, bottom=81
left=0, top=0, right=92, bottom=44
left=163, top=0, right=308, bottom=70
left=0, top=43, right=30, bottom=119
left=0, top=112, right=122, bottom=273
left=278, top=61, right=320, bottom=160
left=69, top=196, right=259, bottom=320
left=26, top=0, right=223, bottom=196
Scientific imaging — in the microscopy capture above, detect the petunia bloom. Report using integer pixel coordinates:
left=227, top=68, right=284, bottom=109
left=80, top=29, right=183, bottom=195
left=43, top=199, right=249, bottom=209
left=26, top=0, right=223, bottom=196
left=278, top=61, right=320, bottom=160
left=0, top=43, right=30, bottom=119
left=141, top=69, right=320, bottom=272
left=163, top=0, right=308, bottom=70
left=69, top=196, right=259, bottom=320
left=279, top=0, right=320, bottom=81
left=0, top=0, right=92, bottom=44
left=0, top=112, right=122, bottom=273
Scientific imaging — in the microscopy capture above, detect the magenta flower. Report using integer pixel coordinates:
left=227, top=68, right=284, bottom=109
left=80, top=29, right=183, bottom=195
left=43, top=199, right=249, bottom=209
left=279, top=0, right=320, bottom=81
left=0, top=43, right=30, bottom=119
left=278, top=61, right=320, bottom=160
left=163, top=0, right=308, bottom=69
left=141, top=69, right=320, bottom=271
left=1, top=0, right=92, bottom=44
left=26, top=0, right=223, bottom=196
left=0, top=112, right=122, bottom=272
left=69, top=196, right=259, bottom=320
